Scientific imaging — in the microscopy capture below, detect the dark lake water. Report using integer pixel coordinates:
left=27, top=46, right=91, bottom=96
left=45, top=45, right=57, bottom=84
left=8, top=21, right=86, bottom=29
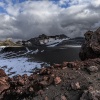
left=33, top=45, right=81, bottom=64
left=1, top=45, right=81, bottom=64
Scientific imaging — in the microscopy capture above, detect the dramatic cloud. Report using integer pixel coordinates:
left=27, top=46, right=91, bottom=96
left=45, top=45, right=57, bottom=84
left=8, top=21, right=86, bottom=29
left=0, top=0, right=100, bottom=40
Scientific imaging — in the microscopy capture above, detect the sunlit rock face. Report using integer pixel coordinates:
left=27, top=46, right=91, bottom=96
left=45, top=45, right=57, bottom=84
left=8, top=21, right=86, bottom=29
left=79, top=27, right=100, bottom=60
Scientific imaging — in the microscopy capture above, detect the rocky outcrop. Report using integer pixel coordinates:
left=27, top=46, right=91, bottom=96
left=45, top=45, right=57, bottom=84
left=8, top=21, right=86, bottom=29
left=79, top=27, right=100, bottom=60
left=80, top=86, right=100, bottom=100
left=0, top=69, right=10, bottom=99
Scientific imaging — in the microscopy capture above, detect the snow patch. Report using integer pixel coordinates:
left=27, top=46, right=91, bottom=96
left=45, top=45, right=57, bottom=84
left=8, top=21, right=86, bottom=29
left=46, top=38, right=69, bottom=47
left=0, top=57, right=42, bottom=77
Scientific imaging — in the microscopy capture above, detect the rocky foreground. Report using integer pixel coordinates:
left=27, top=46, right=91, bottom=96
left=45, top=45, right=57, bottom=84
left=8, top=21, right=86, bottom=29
left=0, top=28, right=100, bottom=100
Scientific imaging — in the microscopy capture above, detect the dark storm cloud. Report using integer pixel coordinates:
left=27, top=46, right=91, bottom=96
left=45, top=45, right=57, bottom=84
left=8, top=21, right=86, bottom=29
left=0, top=0, right=100, bottom=39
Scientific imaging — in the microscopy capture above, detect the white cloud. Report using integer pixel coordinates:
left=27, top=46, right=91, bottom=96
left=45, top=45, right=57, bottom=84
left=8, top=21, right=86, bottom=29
left=59, top=0, right=69, bottom=6
left=0, top=2, right=4, bottom=7
left=0, top=0, right=100, bottom=39
left=91, top=0, right=100, bottom=7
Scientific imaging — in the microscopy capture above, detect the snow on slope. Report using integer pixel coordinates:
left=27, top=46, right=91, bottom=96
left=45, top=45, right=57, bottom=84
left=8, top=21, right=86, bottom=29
left=0, top=46, right=43, bottom=77
left=46, top=38, right=69, bottom=47
left=0, top=57, right=43, bottom=77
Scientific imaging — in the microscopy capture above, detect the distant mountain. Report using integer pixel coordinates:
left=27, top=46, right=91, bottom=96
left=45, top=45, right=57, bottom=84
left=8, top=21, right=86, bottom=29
left=21, top=35, right=85, bottom=48
left=22, top=34, right=69, bottom=47
left=56, top=37, right=85, bottom=47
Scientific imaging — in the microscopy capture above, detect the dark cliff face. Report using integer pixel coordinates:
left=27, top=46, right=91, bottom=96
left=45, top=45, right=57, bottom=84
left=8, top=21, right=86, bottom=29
left=79, top=27, right=100, bottom=60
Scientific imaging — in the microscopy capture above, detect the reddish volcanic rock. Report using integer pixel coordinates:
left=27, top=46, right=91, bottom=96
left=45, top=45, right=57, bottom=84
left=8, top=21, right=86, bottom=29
left=1, top=60, right=99, bottom=100
left=0, top=69, right=7, bottom=77
left=44, top=96, right=49, bottom=100
left=0, top=77, right=10, bottom=94
left=61, top=95, right=67, bottom=100
left=71, top=82, right=81, bottom=90
left=54, top=77, right=62, bottom=85
left=0, top=69, right=10, bottom=97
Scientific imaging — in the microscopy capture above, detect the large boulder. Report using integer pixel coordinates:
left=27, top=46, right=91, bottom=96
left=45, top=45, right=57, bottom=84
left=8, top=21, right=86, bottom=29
left=79, top=27, right=100, bottom=60
left=0, top=69, right=10, bottom=94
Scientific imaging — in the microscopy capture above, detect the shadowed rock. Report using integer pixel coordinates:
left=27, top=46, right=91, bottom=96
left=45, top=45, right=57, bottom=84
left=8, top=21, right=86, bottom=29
left=80, top=86, right=100, bottom=100
left=79, top=27, right=100, bottom=60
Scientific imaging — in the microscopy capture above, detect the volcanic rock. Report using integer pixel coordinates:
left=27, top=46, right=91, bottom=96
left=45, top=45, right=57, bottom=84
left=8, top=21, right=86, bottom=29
left=62, top=62, right=68, bottom=67
left=39, top=81, right=48, bottom=86
left=87, top=66, right=98, bottom=73
left=44, top=96, right=49, bottom=100
left=0, top=69, right=7, bottom=77
left=61, top=95, right=67, bottom=100
left=80, top=86, right=100, bottom=100
left=54, top=77, right=62, bottom=85
left=71, top=82, right=81, bottom=90
left=0, top=69, right=10, bottom=99
left=39, top=68, right=51, bottom=75
left=0, top=77, right=10, bottom=94
left=79, top=27, right=100, bottom=60
left=37, top=90, right=44, bottom=95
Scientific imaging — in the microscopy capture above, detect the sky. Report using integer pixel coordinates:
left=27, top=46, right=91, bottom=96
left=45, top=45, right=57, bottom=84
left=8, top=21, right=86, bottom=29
left=0, top=0, right=100, bottom=40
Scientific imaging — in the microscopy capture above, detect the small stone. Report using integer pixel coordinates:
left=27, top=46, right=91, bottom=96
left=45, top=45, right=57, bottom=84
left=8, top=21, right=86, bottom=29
left=67, top=62, right=77, bottom=68
left=39, top=81, right=48, bottom=86
left=37, top=90, right=44, bottom=95
left=39, top=68, right=47, bottom=75
left=22, top=74, right=28, bottom=79
left=29, top=87, right=34, bottom=92
left=51, top=74, right=55, bottom=77
left=43, top=76, right=48, bottom=81
left=62, top=67, right=67, bottom=70
left=47, top=69, right=51, bottom=74
left=54, top=77, right=62, bottom=85
left=16, top=89, right=21, bottom=94
left=61, top=95, right=67, bottom=100
left=18, top=79, right=24, bottom=86
left=88, top=86, right=94, bottom=91
left=48, top=76, right=54, bottom=85
left=87, top=66, right=98, bottom=72
left=71, top=82, right=80, bottom=90
left=62, top=62, right=68, bottom=67
left=44, top=96, right=49, bottom=100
